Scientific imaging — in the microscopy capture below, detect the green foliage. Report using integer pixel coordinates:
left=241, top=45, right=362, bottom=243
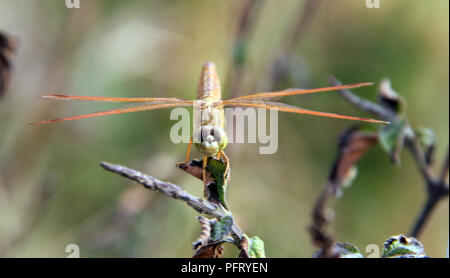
left=382, top=235, right=427, bottom=258
left=246, top=235, right=266, bottom=258
left=177, top=158, right=230, bottom=209
left=333, top=235, right=427, bottom=258
left=378, top=120, right=406, bottom=165
left=210, top=216, right=233, bottom=242
left=415, top=127, right=436, bottom=163
left=416, top=127, right=435, bottom=151
left=206, top=157, right=230, bottom=210
left=334, top=243, right=364, bottom=258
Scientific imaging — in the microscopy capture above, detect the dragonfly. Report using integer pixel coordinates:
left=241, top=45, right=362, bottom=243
left=33, top=61, right=388, bottom=184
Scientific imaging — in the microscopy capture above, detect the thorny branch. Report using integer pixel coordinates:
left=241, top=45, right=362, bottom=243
left=328, top=76, right=449, bottom=239
left=99, top=162, right=247, bottom=254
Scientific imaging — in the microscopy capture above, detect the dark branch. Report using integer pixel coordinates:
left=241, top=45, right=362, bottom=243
left=309, top=183, right=338, bottom=258
left=100, top=162, right=245, bottom=249
left=328, top=75, right=397, bottom=122
left=328, top=76, right=449, bottom=239
left=440, top=149, right=449, bottom=183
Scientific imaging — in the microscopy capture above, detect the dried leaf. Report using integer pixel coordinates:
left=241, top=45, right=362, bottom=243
left=193, top=243, right=224, bottom=258
left=378, top=78, right=406, bottom=116
left=0, top=31, right=16, bottom=98
left=382, top=235, right=427, bottom=258
left=238, top=236, right=250, bottom=258
left=177, top=158, right=230, bottom=209
left=329, top=126, right=378, bottom=194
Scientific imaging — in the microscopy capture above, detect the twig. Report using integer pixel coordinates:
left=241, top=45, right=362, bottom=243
left=404, top=135, right=435, bottom=185
left=227, top=0, right=263, bottom=98
left=409, top=147, right=449, bottom=237
left=440, top=149, right=449, bottom=183
left=328, top=75, right=397, bottom=122
left=309, top=183, right=338, bottom=258
left=328, top=76, right=449, bottom=239
left=192, top=216, right=214, bottom=250
left=99, top=162, right=246, bottom=250
left=283, top=0, right=323, bottom=54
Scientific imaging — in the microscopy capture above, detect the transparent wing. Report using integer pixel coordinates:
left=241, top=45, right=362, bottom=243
left=40, top=94, right=189, bottom=103
left=225, top=83, right=373, bottom=102
left=220, top=100, right=389, bottom=124
left=31, top=100, right=194, bottom=125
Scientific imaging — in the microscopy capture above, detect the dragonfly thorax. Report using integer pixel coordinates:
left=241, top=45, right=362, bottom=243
left=194, top=125, right=228, bottom=156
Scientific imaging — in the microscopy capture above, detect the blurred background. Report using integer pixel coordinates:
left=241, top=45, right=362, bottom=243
left=0, top=0, right=448, bottom=257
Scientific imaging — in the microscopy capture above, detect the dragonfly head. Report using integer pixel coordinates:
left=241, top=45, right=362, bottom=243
left=194, top=125, right=228, bottom=156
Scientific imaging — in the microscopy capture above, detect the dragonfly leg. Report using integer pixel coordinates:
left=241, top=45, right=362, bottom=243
left=202, top=155, right=208, bottom=188
left=176, top=137, right=193, bottom=166
left=219, top=150, right=229, bottom=179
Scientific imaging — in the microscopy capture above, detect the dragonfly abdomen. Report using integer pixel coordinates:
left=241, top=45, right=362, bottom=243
left=197, top=61, right=221, bottom=102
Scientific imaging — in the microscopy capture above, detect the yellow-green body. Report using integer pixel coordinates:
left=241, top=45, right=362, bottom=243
left=194, top=62, right=228, bottom=157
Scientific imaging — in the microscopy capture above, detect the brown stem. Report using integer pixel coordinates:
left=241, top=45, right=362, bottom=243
left=309, top=183, right=338, bottom=258
left=100, top=162, right=245, bottom=250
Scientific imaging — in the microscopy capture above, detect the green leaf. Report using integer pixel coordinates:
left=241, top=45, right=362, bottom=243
left=176, top=157, right=230, bottom=209
left=247, top=236, right=266, bottom=258
left=334, top=242, right=364, bottom=258
left=416, top=127, right=435, bottom=149
left=211, top=216, right=233, bottom=242
left=415, top=127, right=436, bottom=164
left=382, top=235, right=427, bottom=258
left=378, top=120, right=405, bottom=165
left=205, top=157, right=230, bottom=209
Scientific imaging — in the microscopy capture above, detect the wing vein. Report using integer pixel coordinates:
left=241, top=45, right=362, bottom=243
left=222, top=100, right=389, bottom=124
left=32, top=100, right=194, bottom=125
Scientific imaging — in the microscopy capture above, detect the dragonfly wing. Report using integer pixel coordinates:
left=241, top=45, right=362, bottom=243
left=221, top=100, right=389, bottom=124
left=32, top=100, right=194, bottom=125
left=225, top=83, right=373, bottom=102
left=40, top=94, right=189, bottom=103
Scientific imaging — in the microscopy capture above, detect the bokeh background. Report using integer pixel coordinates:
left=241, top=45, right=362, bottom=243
left=0, top=0, right=448, bottom=257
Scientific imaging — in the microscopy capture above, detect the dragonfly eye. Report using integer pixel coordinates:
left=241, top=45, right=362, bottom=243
left=211, top=127, right=224, bottom=143
left=195, top=126, right=224, bottom=144
left=195, top=126, right=211, bottom=143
